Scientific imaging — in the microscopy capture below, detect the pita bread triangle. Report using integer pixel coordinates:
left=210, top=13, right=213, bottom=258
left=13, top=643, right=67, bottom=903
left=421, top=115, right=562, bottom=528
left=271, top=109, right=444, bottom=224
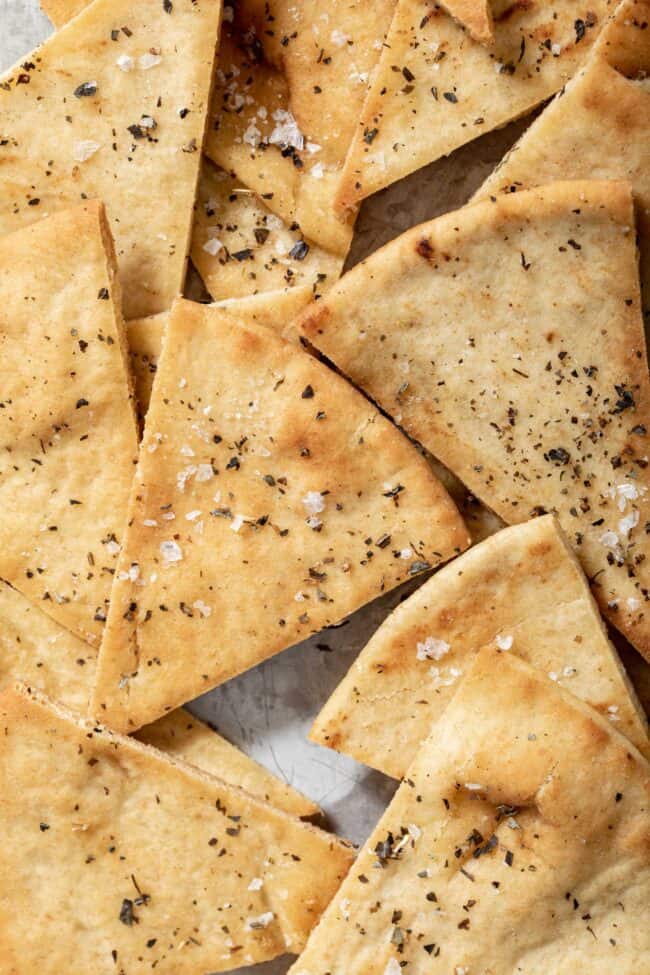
left=127, top=288, right=314, bottom=421
left=191, top=160, right=344, bottom=302
left=41, top=0, right=390, bottom=264
left=0, top=576, right=318, bottom=819
left=91, top=298, right=469, bottom=732
left=299, top=180, right=650, bottom=660
left=291, top=647, right=650, bottom=975
left=335, top=0, right=617, bottom=211
left=0, top=203, right=139, bottom=645
left=311, top=515, right=649, bottom=778
left=475, top=0, right=650, bottom=313
left=3, top=0, right=222, bottom=320
left=0, top=683, right=353, bottom=973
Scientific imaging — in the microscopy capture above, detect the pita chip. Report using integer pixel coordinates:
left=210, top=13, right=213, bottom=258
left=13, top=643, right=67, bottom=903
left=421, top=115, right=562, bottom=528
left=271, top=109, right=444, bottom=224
left=0, top=203, right=138, bottom=645
left=4, top=0, right=222, bottom=319
left=311, top=516, right=649, bottom=778
left=128, top=287, right=313, bottom=420
left=299, top=180, right=650, bottom=659
left=91, top=299, right=468, bottom=732
left=336, top=0, right=616, bottom=210
left=191, top=161, right=343, bottom=301
left=475, top=0, right=650, bottom=310
left=0, top=683, right=353, bottom=973
left=0, top=577, right=318, bottom=818
left=291, top=647, right=650, bottom=975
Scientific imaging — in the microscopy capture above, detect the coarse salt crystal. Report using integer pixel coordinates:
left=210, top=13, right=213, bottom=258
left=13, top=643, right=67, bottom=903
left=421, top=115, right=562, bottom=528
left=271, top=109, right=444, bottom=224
left=185, top=510, right=202, bottom=521
left=116, top=54, right=134, bottom=72
left=248, top=877, right=263, bottom=891
left=627, top=596, right=641, bottom=610
left=384, top=961, right=401, bottom=975
left=302, top=491, right=326, bottom=515
left=246, top=912, right=274, bottom=930
left=416, top=636, right=450, bottom=661
left=195, top=464, right=214, bottom=482
left=495, top=634, right=513, bottom=651
left=139, top=52, right=162, bottom=70
left=73, top=140, right=102, bottom=163
left=192, top=600, right=212, bottom=618
left=203, top=237, right=224, bottom=256
left=619, top=509, right=639, bottom=538
left=160, top=540, right=183, bottom=563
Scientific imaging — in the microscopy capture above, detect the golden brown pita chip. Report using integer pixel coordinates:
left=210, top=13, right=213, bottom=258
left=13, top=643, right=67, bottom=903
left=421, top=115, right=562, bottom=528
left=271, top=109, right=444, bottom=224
left=91, top=299, right=468, bottom=732
left=336, top=0, right=616, bottom=210
left=0, top=203, right=138, bottom=644
left=0, top=577, right=317, bottom=817
left=203, top=0, right=396, bottom=257
left=0, top=683, right=353, bottom=973
left=311, top=516, right=649, bottom=777
left=192, top=161, right=343, bottom=301
left=291, top=647, right=650, bottom=975
left=300, top=181, right=650, bottom=659
left=6, top=0, right=221, bottom=319
left=127, top=288, right=313, bottom=420
left=475, top=0, right=650, bottom=310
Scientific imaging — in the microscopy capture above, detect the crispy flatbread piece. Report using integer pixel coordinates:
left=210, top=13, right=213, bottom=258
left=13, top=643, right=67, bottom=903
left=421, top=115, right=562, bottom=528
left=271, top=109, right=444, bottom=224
left=300, top=181, right=650, bottom=659
left=312, top=516, right=649, bottom=776
left=336, top=0, right=615, bottom=210
left=192, top=161, right=343, bottom=301
left=292, top=648, right=650, bottom=975
left=91, top=299, right=468, bottom=732
left=0, top=204, right=138, bottom=644
left=0, top=578, right=317, bottom=817
left=0, top=683, right=353, bottom=973
left=475, top=0, right=650, bottom=309
left=204, top=0, right=396, bottom=257
left=127, top=288, right=313, bottom=419
left=6, top=0, right=221, bottom=319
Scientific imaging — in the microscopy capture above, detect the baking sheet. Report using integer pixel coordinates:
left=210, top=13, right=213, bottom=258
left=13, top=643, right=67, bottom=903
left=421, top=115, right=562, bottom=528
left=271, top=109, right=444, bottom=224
left=0, top=4, right=540, bottom=973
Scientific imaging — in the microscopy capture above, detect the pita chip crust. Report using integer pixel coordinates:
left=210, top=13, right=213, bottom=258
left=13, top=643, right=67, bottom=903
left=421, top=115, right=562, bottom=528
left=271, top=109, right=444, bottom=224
left=311, top=516, right=649, bottom=776
left=299, top=181, right=650, bottom=659
left=0, top=204, right=138, bottom=644
left=0, top=683, right=353, bottom=974
left=441, top=0, right=494, bottom=45
left=128, top=288, right=313, bottom=420
left=475, top=0, right=650, bottom=309
left=4, top=0, right=222, bottom=319
left=336, top=0, right=616, bottom=210
left=91, top=299, right=468, bottom=732
left=291, top=648, right=650, bottom=975
left=0, top=578, right=318, bottom=818
left=192, top=161, right=343, bottom=301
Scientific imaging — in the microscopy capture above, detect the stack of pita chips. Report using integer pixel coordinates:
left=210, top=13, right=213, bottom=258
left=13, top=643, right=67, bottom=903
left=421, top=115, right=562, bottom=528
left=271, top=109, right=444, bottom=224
left=289, top=649, right=650, bottom=974
left=311, top=516, right=649, bottom=777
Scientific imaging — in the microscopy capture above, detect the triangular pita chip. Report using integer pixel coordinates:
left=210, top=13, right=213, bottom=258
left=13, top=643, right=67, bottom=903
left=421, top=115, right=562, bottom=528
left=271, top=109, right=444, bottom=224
left=475, top=0, right=650, bottom=310
left=0, top=683, right=353, bottom=972
left=3, top=0, right=222, bottom=319
left=0, top=203, right=138, bottom=644
left=336, top=0, right=616, bottom=210
left=43, top=0, right=394, bottom=261
left=128, top=288, right=313, bottom=419
left=299, top=181, right=650, bottom=659
left=0, top=577, right=318, bottom=817
left=292, top=647, right=650, bottom=975
left=311, top=515, right=649, bottom=777
left=91, top=298, right=468, bottom=732
left=191, top=160, right=343, bottom=301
